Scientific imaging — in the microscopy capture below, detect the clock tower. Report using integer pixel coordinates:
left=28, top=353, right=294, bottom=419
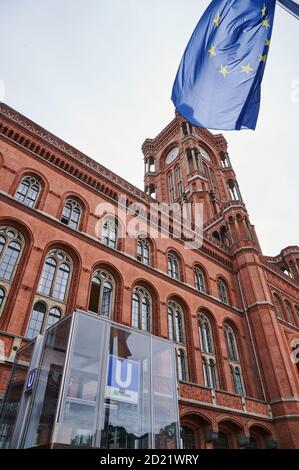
left=142, top=112, right=251, bottom=245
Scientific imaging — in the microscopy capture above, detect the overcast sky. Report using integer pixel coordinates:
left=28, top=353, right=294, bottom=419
left=1, top=0, right=298, bottom=255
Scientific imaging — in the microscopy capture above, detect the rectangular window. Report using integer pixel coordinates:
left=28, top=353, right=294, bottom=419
left=175, top=166, right=183, bottom=198
left=168, top=172, right=175, bottom=203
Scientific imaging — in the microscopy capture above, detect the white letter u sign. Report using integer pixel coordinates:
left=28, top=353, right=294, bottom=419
left=115, top=360, right=132, bottom=389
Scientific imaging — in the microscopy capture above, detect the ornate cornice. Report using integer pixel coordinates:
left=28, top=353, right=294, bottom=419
left=0, top=103, right=152, bottom=204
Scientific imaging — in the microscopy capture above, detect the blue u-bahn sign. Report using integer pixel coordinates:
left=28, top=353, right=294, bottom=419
left=25, top=369, right=37, bottom=393
left=105, top=355, right=139, bottom=404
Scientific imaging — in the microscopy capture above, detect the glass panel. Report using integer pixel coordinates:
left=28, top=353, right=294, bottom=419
left=70, top=206, right=80, bottom=230
left=0, top=343, right=34, bottom=448
left=175, top=311, right=183, bottom=343
left=46, top=307, right=62, bottom=329
left=38, top=258, right=56, bottom=296
left=233, top=368, right=244, bottom=396
left=132, top=294, right=140, bottom=329
left=27, top=302, right=46, bottom=340
left=202, top=358, right=210, bottom=387
left=209, top=360, right=217, bottom=389
left=57, top=314, right=105, bottom=447
left=52, top=263, right=70, bottom=301
left=177, top=350, right=186, bottom=381
left=23, top=318, right=71, bottom=448
left=168, top=310, right=174, bottom=341
left=100, top=326, right=151, bottom=449
left=101, top=282, right=112, bottom=318
left=152, top=337, right=179, bottom=449
left=141, top=297, right=150, bottom=332
left=0, top=241, right=21, bottom=281
left=204, top=323, right=213, bottom=354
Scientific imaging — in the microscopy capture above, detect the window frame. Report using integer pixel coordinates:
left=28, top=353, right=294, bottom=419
left=88, top=269, right=115, bottom=319
left=15, top=175, right=41, bottom=208
left=194, top=267, right=206, bottom=293
left=60, top=198, right=82, bottom=230
left=218, top=278, right=229, bottom=305
left=131, top=286, right=152, bottom=332
left=136, top=236, right=150, bottom=266
left=198, top=313, right=218, bottom=389
left=168, top=252, right=180, bottom=280
left=224, top=323, right=245, bottom=396
left=37, top=249, right=72, bottom=303
left=101, top=218, right=118, bottom=250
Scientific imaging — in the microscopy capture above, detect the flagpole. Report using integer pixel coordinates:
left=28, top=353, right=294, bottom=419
left=277, top=0, right=299, bottom=19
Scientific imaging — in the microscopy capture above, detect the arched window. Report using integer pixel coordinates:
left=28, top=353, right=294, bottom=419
left=61, top=199, right=82, bottom=230
left=88, top=269, right=114, bottom=318
left=181, top=427, right=196, bottom=449
left=177, top=349, right=187, bottom=381
left=214, top=431, right=230, bottom=449
left=227, top=180, right=241, bottom=201
left=218, top=278, right=228, bottom=304
left=168, top=253, right=180, bottom=280
left=46, top=307, right=62, bottom=329
left=15, top=175, right=41, bottom=208
left=37, top=249, right=72, bottom=302
left=224, top=323, right=245, bottom=395
left=273, top=294, right=284, bottom=320
left=285, top=301, right=295, bottom=325
left=137, top=237, right=150, bottom=266
left=131, top=286, right=152, bottom=332
left=0, top=227, right=23, bottom=282
left=102, top=218, right=118, bottom=249
left=27, top=302, right=62, bottom=340
left=295, top=306, right=299, bottom=323
left=168, top=301, right=184, bottom=343
left=199, top=313, right=218, bottom=389
left=0, top=287, right=5, bottom=310
left=195, top=267, right=206, bottom=293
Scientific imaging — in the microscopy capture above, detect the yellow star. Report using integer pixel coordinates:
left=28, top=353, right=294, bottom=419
left=219, top=64, right=229, bottom=78
left=259, top=54, right=267, bottom=63
left=262, top=18, right=270, bottom=28
left=265, top=38, right=271, bottom=47
left=208, top=44, right=216, bottom=58
left=262, top=4, right=267, bottom=17
left=241, top=63, right=254, bottom=75
left=213, top=13, right=221, bottom=28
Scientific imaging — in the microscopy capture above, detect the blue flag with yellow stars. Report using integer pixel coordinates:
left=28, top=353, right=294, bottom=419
left=171, top=0, right=276, bottom=130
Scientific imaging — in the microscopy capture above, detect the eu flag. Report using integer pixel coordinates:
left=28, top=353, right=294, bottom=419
left=171, top=0, right=276, bottom=130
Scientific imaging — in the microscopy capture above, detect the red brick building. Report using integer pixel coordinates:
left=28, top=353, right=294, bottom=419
left=0, top=103, right=298, bottom=449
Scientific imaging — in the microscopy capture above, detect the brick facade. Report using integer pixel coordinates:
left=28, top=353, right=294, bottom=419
left=0, top=104, right=298, bottom=448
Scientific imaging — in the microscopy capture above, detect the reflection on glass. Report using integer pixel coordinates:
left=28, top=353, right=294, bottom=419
left=23, top=318, right=71, bottom=448
left=0, top=343, right=34, bottom=448
left=100, top=326, right=151, bottom=449
left=58, top=314, right=105, bottom=447
left=152, top=337, right=179, bottom=449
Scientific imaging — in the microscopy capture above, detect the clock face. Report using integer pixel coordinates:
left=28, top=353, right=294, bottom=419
left=199, top=146, right=211, bottom=161
left=165, top=147, right=179, bottom=165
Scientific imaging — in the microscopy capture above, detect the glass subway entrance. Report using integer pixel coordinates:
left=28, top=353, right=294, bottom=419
left=0, top=311, right=180, bottom=449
